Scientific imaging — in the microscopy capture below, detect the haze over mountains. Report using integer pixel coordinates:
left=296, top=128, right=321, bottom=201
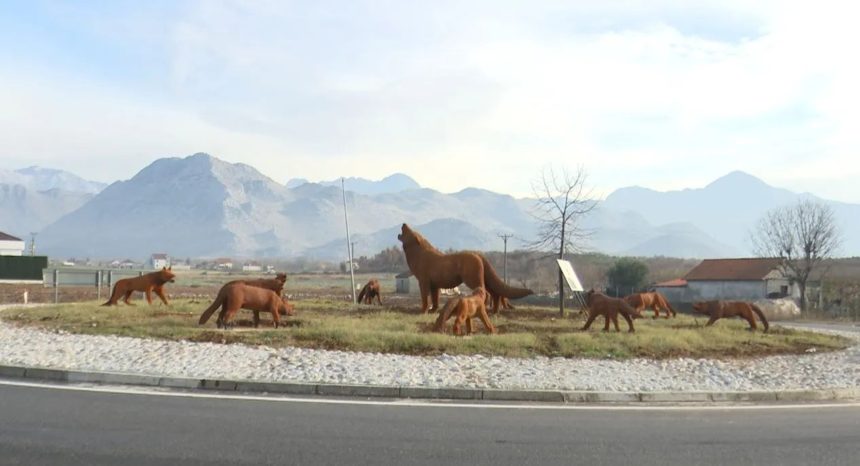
left=0, top=167, right=105, bottom=237
left=4, top=153, right=858, bottom=260
left=286, top=174, right=421, bottom=195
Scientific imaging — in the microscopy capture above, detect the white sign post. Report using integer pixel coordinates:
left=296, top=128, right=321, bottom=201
left=556, top=259, right=583, bottom=291
left=556, top=259, right=588, bottom=310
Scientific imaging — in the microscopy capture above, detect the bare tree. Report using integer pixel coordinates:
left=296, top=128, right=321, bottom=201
left=529, top=165, right=597, bottom=316
left=751, top=199, right=841, bottom=311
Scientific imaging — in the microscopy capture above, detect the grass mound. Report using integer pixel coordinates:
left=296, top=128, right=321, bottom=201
left=1, top=299, right=851, bottom=359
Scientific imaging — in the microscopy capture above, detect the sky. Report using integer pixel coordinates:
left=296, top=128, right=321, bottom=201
left=2, top=0, right=859, bottom=201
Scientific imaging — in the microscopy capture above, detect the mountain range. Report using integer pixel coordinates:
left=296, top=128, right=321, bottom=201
left=3, top=153, right=858, bottom=260
left=286, top=173, right=421, bottom=195
left=0, top=167, right=104, bottom=238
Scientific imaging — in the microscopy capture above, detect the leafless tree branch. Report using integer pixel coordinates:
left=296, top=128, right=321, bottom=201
left=750, top=199, right=842, bottom=311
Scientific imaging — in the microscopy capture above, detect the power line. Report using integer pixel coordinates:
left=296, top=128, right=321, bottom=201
left=341, top=178, right=357, bottom=304
left=498, top=234, right=514, bottom=284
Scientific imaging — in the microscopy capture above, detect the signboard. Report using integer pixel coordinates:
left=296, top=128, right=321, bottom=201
left=556, top=259, right=584, bottom=292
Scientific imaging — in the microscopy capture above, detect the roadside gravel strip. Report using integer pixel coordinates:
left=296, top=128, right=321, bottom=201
left=0, top=309, right=858, bottom=401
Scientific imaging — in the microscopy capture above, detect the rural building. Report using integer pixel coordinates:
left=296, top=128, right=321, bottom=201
left=651, top=278, right=688, bottom=304
left=150, top=253, right=170, bottom=269
left=242, top=261, right=262, bottom=272
left=214, top=258, right=233, bottom=270
left=0, top=231, right=47, bottom=282
left=109, top=259, right=138, bottom=269
left=395, top=272, right=419, bottom=294
left=654, top=258, right=800, bottom=303
left=0, top=231, right=25, bottom=256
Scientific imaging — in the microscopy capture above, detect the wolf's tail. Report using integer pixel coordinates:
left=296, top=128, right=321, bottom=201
left=481, top=256, right=533, bottom=299
left=749, top=304, right=769, bottom=332
left=357, top=283, right=369, bottom=304
left=434, top=298, right=461, bottom=333
left=101, top=283, right=121, bottom=306
left=198, top=289, right=226, bottom=325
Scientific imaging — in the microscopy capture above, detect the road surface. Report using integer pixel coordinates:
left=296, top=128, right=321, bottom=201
left=1, top=380, right=858, bottom=466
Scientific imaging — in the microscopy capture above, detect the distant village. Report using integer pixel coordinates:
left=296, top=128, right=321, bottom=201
left=56, top=252, right=279, bottom=275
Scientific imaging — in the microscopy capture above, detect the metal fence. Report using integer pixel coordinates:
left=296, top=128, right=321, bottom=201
left=42, top=268, right=149, bottom=303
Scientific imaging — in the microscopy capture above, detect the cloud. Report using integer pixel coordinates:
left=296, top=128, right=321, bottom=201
left=1, top=0, right=858, bottom=201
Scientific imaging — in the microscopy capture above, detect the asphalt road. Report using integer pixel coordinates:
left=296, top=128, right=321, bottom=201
left=782, top=321, right=860, bottom=334
left=1, top=382, right=858, bottom=466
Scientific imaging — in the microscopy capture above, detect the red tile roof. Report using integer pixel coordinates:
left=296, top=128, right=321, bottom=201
left=684, top=258, right=783, bottom=281
left=0, top=231, right=23, bottom=241
left=654, top=278, right=687, bottom=287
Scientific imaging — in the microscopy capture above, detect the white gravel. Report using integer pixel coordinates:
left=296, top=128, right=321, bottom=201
left=0, top=312, right=858, bottom=392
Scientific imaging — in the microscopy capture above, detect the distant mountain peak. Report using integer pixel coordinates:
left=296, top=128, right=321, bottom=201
left=705, top=170, right=768, bottom=190
left=285, top=173, right=421, bottom=195
left=7, top=165, right=106, bottom=194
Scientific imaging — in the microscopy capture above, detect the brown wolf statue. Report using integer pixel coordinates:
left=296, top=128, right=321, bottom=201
left=434, top=287, right=495, bottom=335
left=398, top=223, right=532, bottom=313
left=357, top=278, right=382, bottom=305
left=582, top=289, right=643, bottom=333
left=692, top=300, right=769, bottom=332
left=486, top=291, right=515, bottom=313
left=226, top=272, right=287, bottom=296
left=625, top=291, right=677, bottom=318
left=102, top=267, right=176, bottom=306
left=198, top=282, right=295, bottom=329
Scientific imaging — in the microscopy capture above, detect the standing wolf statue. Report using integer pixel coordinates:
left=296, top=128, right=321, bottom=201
left=397, top=223, right=533, bottom=313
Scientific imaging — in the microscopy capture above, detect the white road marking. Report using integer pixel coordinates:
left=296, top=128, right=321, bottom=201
left=1, top=378, right=857, bottom=411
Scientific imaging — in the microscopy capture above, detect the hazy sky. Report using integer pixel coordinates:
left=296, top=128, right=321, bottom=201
left=2, top=1, right=858, bottom=201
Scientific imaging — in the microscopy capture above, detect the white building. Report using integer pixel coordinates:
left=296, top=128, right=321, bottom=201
left=214, top=258, right=233, bottom=270
left=0, top=232, right=25, bottom=256
left=242, top=262, right=262, bottom=272
left=150, top=253, right=170, bottom=269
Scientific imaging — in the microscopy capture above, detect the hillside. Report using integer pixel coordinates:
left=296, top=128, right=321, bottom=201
left=28, top=154, right=860, bottom=260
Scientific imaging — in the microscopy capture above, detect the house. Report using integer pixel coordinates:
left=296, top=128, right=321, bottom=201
left=214, top=258, right=233, bottom=270
left=395, top=272, right=419, bottom=294
left=0, top=231, right=25, bottom=256
left=109, top=259, right=137, bottom=269
left=120, top=259, right=137, bottom=269
left=0, top=231, right=46, bottom=282
left=651, top=278, right=688, bottom=304
left=242, top=261, right=262, bottom=272
left=150, top=253, right=170, bottom=269
left=656, top=258, right=800, bottom=303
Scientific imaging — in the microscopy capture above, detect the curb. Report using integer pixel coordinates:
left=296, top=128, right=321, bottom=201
left=1, top=364, right=858, bottom=404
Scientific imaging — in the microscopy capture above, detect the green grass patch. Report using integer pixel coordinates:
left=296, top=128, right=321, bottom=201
left=0, top=300, right=851, bottom=359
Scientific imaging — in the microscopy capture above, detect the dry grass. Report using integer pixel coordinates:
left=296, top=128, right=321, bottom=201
left=0, top=299, right=851, bottom=359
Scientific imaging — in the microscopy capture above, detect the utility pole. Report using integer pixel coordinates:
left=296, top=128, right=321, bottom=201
left=351, top=241, right=357, bottom=265
left=29, top=232, right=37, bottom=256
left=498, top=234, right=514, bottom=284
left=341, top=178, right=357, bottom=304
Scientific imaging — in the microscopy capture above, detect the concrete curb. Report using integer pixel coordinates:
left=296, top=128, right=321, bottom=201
left=1, top=364, right=858, bottom=404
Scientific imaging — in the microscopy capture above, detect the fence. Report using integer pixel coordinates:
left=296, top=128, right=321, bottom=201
left=42, top=268, right=149, bottom=303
